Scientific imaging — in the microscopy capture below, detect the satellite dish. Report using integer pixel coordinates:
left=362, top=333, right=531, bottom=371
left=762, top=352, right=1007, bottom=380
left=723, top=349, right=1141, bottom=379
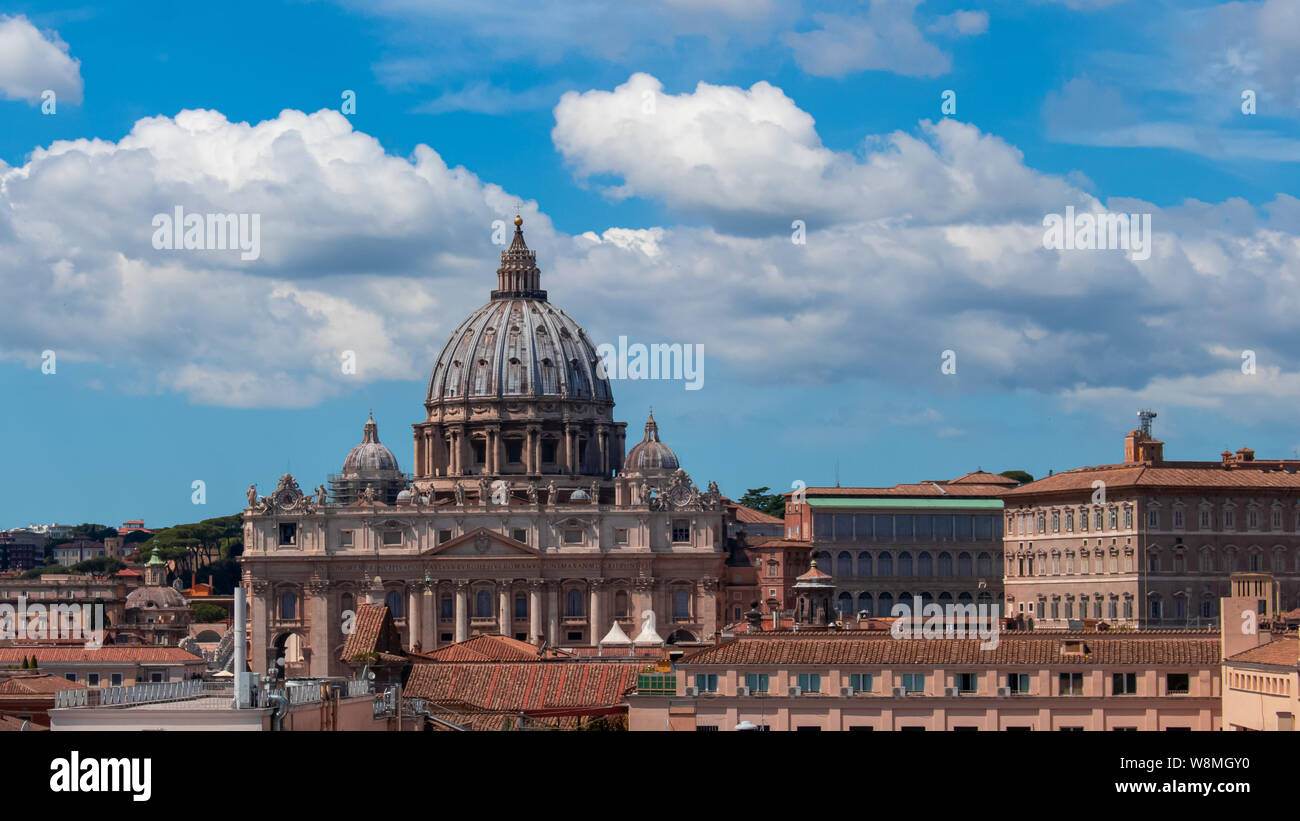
left=736, top=720, right=759, bottom=731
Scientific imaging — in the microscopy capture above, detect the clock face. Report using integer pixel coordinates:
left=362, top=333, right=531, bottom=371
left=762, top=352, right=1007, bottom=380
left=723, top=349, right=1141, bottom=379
left=668, top=485, right=691, bottom=506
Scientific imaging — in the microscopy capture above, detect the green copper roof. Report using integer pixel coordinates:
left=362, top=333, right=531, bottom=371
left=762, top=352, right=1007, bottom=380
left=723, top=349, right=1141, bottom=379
left=807, top=497, right=1004, bottom=510
left=146, top=553, right=165, bottom=565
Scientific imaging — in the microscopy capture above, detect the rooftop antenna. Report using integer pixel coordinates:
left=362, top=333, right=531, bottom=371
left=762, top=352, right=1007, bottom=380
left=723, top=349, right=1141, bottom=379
left=1138, top=409, right=1157, bottom=437
left=834, top=460, right=840, bottom=488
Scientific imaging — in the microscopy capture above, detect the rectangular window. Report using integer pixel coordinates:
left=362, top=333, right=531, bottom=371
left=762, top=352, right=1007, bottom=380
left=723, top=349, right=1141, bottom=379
left=110, top=673, right=123, bottom=686
left=566, top=631, right=583, bottom=641
left=1271, top=510, right=1282, bottom=529
left=1225, top=510, right=1235, bottom=528
left=894, top=515, right=914, bottom=542
left=1007, top=673, right=1030, bottom=694
left=150, top=672, right=164, bottom=683
left=1147, top=509, right=1158, bottom=527
left=1173, top=509, right=1184, bottom=529
left=913, top=515, right=932, bottom=541
left=511, top=528, right=528, bottom=543
left=64, top=673, right=77, bottom=682
left=745, top=673, right=770, bottom=693
left=873, top=515, right=894, bottom=542
left=854, top=514, right=874, bottom=542
left=382, top=530, right=402, bottom=546
left=833, top=514, right=854, bottom=542
left=1113, top=672, right=1137, bottom=695
left=814, top=515, right=832, bottom=540
left=438, top=529, right=452, bottom=544
left=87, top=673, right=100, bottom=686
left=900, top=673, right=926, bottom=693
left=564, top=529, right=583, bottom=544
left=694, top=674, right=718, bottom=693
left=278, top=523, right=297, bottom=546
left=339, top=530, right=354, bottom=546
left=614, top=528, right=629, bottom=545
left=1059, top=673, right=1084, bottom=696
left=957, top=672, right=978, bottom=693
left=849, top=673, right=872, bottom=693
left=798, top=673, right=822, bottom=693
left=955, top=515, right=973, bottom=541
left=671, top=520, right=690, bottom=542
left=974, top=515, right=993, bottom=541
left=506, top=439, right=523, bottom=463
left=933, top=515, right=952, bottom=541
left=440, top=596, right=453, bottom=619
left=1094, top=511, right=1104, bottom=530
left=1166, top=673, right=1190, bottom=695
left=541, top=440, right=557, bottom=463
left=514, top=596, right=527, bottom=619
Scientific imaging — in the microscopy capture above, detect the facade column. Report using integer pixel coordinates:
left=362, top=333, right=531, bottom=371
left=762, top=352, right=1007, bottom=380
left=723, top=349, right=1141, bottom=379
left=589, top=580, right=604, bottom=645
left=597, top=425, right=609, bottom=476
left=307, top=579, right=331, bottom=676
left=250, top=581, right=269, bottom=674
left=493, top=427, right=505, bottom=474
left=421, top=582, right=436, bottom=652
left=699, top=577, right=718, bottom=641
left=528, top=579, right=544, bottom=645
left=456, top=426, right=469, bottom=476
left=498, top=580, right=512, bottom=637
left=454, top=580, right=469, bottom=643
left=634, top=578, right=655, bottom=633
left=563, top=424, right=574, bottom=474
left=547, top=583, right=560, bottom=645
left=408, top=586, right=422, bottom=652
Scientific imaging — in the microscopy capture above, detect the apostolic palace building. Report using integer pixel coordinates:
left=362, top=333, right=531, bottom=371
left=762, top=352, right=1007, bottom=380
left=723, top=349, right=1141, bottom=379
left=240, top=217, right=726, bottom=676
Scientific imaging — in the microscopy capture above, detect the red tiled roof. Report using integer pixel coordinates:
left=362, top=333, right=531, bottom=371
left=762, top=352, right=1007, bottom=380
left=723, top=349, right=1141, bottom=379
left=340, top=604, right=403, bottom=661
left=680, top=634, right=1220, bottom=666
left=0, top=674, right=86, bottom=694
left=948, top=471, right=1020, bottom=486
left=404, top=661, right=642, bottom=711
left=0, top=647, right=201, bottom=664
left=802, top=483, right=1010, bottom=498
left=424, top=635, right=562, bottom=662
left=729, top=504, right=784, bottom=525
left=0, top=715, right=47, bottom=731
left=1226, top=636, right=1299, bottom=667
left=1003, top=462, right=1300, bottom=498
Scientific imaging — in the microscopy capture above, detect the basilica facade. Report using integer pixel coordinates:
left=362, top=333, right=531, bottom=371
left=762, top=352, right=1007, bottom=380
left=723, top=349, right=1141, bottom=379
left=241, top=217, right=726, bottom=677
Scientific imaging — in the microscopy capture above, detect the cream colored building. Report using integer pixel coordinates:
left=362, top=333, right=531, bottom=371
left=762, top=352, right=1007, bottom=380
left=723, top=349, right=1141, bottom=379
left=241, top=217, right=725, bottom=677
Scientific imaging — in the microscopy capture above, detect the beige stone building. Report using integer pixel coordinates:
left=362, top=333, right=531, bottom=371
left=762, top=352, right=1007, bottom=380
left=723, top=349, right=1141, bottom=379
left=241, top=217, right=725, bottom=677
left=1002, top=415, right=1300, bottom=628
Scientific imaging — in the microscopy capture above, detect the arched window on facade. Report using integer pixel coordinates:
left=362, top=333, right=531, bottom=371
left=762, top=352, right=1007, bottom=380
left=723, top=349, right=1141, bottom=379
left=837, top=592, right=853, bottom=616
left=673, top=589, right=690, bottom=620
left=385, top=590, right=403, bottom=619
left=476, top=589, right=493, bottom=618
left=565, top=588, right=584, bottom=617
left=837, top=551, right=853, bottom=578
left=857, top=552, right=872, bottom=577
left=857, top=592, right=873, bottom=615
left=280, top=592, right=297, bottom=620
left=878, top=552, right=893, bottom=576
left=898, top=552, right=913, bottom=576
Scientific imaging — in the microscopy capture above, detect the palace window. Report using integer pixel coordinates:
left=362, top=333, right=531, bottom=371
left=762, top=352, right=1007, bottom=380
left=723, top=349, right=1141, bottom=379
left=382, top=530, right=402, bottom=546
left=563, top=529, right=583, bottom=544
left=1051, top=512, right=1060, bottom=532
left=440, top=595, right=452, bottom=620
left=1200, top=509, right=1211, bottom=529
left=1271, top=509, right=1282, bottom=529
left=1249, top=510, right=1259, bottom=529
left=673, top=590, right=691, bottom=620
left=671, top=520, right=690, bottom=543
left=514, top=594, right=527, bottom=619
left=280, top=592, right=297, bottom=620
left=278, top=523, right=297, bottom=546
left=615, top=590, right=629, bottom=619
left=1147, top=510, right=1158, bottom=527
left=1108, top=509, right=1118, bottom=529
left=1093, top=511, right=1103, bottom=530
left=1173, top=509, right=1184, bottom=529
left=471, top=439, right=486, bottom=465
left=565, top=589, right=584, bottom=617
left=1064, top=511, right=1073, bottom=532
left=1059, top=673, right=1084, bottom=696
left=1225, top=510, right=1235, bottom=528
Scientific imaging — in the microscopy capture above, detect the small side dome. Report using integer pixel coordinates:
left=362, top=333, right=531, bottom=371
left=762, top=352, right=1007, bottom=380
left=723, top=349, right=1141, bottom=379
left=568, top=488, right=591, bottom=503
left=126, top=586, right=188, bottom=610
left=624, top=409, right=680, bottom=476
left=342, top=413, right=400, bottom=475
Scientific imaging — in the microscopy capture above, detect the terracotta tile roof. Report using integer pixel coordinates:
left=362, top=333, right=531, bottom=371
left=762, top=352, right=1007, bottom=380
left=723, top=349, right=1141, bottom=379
left=1003, top=462, right=1300, bottom=498
left=803, top=483, right=1010, bottom=498
left=1226, top=636, right=1299, bottom=667
left=948, top=471, right=1021, bottom=486
left=0, top=674, right=86, bottom=694
left=0, top=715, right=46, bottom=731
left=680, top=634, right=1220, bottom=667
left=0, top=647, right=201, bottom=664
left=404, top=661, right=642, bottom=711
left=729, top=504, right=784, bottom=524
left=340, top=604, right=403, bottom=662
left=424, top=635, right=562, bottom=662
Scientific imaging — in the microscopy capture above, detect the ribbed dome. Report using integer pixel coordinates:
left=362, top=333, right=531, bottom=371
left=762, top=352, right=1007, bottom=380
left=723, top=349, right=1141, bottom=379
left=426, top=219, right=612, bottom=404
left=126, top=586, right=187, bottom=609
left=624, top=410, right=679, bottom=474
left=342, top=413, right=400, bottom=475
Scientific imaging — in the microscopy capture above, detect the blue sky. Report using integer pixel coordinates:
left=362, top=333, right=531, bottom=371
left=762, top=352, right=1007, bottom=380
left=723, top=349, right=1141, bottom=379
left=2, top=0, right=1299, bottom=529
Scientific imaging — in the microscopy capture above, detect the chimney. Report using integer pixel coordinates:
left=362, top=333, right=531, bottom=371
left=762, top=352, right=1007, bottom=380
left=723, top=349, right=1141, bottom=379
left=1236, top=447, right=1255, bottom=462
